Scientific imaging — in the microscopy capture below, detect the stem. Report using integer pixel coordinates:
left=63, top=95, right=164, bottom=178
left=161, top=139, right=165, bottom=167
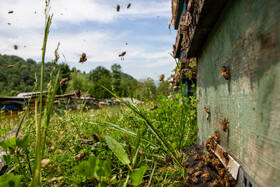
left=32, top=1, right=53, bottom=185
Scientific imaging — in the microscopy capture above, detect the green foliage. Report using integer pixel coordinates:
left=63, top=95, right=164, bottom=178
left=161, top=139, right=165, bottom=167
left=104, top=136, right=130, bottom=167
left=0, top=173, right=21, bottom=187
left=130, top=166, right=147, bottom=186
left=0, top=55, right=52, bottom=96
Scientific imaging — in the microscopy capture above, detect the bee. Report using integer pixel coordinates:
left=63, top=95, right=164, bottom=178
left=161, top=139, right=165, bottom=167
left=194, top=171, right=203, bottom=177
left=8, top=11, right=14, bottom=14
left=8, top=65, right=15, bottom=68
left=159, top=74, right=165, bottom=82
left=79, top=53, right=87, bottom=63
left=75, top=152, right=86, bottom=159
left=75, top=89, right=81, bottom=98
left=60, top=78, right=68, bottom=85
left=116, top=5, right=120, bottom=12
left=119, top=51, right=126, bottom=60
left=8, top=23, right=11, bottom=25
left=201, top=173, right=211, bottom=181
left=212, top=178, right=220, bottom=187
left=186, top=168, right=195, bottom=175
left=184, top=176, right=191, bottom=185
left=14, top=45, right=18, bottom=50
left=92, top=134, right=100, bottom=142
left=82, top=135, right=89, bottom=139
left=138, top=150, right=144, bottom=156
left=191, top=176, right=199, bottom=184
left=213, top=131, right=219, bottom=143
left=204, top=107, right=210, bottom=114
left=127, top=3, right=131, bottom=8
left=221, top=66, right=230, bottom=80
left=150, top=106, right=158, bottom=110
left=221, top=118, right=229, bottom=131
left=164, top=155, right=173, bottom=164
left=204, top=107, right=210, bottom=120
left=218, top=168, right=226, bottom=178
left=223, top=151, right=229, bottom=160
left=197, top=161, right=204, bottom=169
left=194, top=153, right=200, bottom=160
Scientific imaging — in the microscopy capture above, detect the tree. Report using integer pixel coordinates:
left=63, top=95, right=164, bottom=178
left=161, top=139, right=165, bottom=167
left=57, top=63, right=71, bottom=94
left=111, top=64, right=122, bottom=96
left=157, top=80, right=172, bottom=97
left=89, top=66, right=112, bottom=98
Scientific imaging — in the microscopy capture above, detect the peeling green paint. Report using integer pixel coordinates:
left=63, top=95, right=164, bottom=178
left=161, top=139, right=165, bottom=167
left=196, top=0, right=280, bottom=186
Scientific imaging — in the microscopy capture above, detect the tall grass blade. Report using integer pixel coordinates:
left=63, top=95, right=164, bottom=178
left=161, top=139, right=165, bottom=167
left=32, top=0, right=53, bottom=186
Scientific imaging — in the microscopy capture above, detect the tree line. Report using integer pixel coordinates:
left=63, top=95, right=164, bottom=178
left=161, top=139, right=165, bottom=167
left=0, top=55, right=172, bottom=100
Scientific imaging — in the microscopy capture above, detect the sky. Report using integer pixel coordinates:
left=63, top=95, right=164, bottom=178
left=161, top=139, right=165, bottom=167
left=0, top=0, right=177, bottom=81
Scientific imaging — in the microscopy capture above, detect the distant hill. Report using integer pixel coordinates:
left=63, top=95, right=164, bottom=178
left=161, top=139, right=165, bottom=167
left=0, top=55, right=53, bottom=96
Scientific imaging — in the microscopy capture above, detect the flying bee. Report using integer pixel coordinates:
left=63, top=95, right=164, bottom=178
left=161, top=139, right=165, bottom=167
left=60, top=78, right=68, bottom=85
left=8, top=10, right=14, bottom=14
left=8, top=65, right=15, bottom=68
left=150, top=106, right=158, bottom=110
left=159, top=74, right=165, bottom=82
left=116, top=4, right=120, bottom=12
left=75, top=152, right=86, bottom=159
left=119, top=51, right=126, bottom=60
left=14, top=45, right=18, bottom=50
left=79, top=53, right=87, bottom=63
left=221, top=118, right=229, bottom=131
left=220, top=66, right=230, bottom=80
left=8, top=23, right=11, bottom=25
left=127, top=3, right=131, bottom=8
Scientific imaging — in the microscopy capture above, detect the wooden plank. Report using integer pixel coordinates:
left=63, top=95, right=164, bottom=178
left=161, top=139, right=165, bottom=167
left=196, top=0, right=280, bottom=186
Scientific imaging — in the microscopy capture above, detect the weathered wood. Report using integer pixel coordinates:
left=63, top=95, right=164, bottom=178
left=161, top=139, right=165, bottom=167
left=196, top=0, right=280, bottom=186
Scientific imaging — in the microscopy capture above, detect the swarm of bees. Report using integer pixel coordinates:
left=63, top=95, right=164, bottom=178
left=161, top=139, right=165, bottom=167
left=159, top=74, right=165, bottom=82
left=221, top=118, right=229, bottom=131
left=183, top=130, right=236, bottom=186
left=79, top=53, right=87, bottom=63
left=8, top=65, right=15, bottom=68
left=119, top=51, right=126, bottom=60
left=60, top=78, right=68, bottom=85
left=221, top=66, right=230, bottom=80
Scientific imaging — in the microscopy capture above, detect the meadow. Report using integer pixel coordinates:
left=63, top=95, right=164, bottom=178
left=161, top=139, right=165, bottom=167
left=0, top=92, right=197, bottom=186
left=0, top=1, right=197, bottom=186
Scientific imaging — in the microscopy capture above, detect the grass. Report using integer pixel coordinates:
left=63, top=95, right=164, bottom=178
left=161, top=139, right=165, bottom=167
left=0, top=92, right=197, bottom=186
left=0, top=0, right=197, bottom=186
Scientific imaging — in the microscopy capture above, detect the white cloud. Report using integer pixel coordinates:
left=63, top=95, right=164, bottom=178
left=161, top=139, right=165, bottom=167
left=0, top=0, right=176, bottom=80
